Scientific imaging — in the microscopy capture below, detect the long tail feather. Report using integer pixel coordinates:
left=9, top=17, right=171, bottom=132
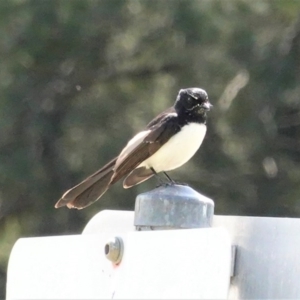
left=65, top=169, right=114, bottom=209
left=55, top=157, right=117, bottom=209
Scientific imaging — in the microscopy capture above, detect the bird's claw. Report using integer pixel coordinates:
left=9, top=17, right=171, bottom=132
left=155, top=181, right=188, bottom=188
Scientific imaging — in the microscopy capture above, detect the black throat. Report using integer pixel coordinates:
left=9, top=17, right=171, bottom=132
left=176, top=107, right=207, bottom=127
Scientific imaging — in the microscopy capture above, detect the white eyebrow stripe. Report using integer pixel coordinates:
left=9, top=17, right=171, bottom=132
left=166, top=112, right=177, bottom=117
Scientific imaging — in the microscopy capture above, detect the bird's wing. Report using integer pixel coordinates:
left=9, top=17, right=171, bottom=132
left=110, top=113, right=180, bottom=184
left=123, top=167, right=154, bottom=188
left=146, top=107, right=175, bottom=128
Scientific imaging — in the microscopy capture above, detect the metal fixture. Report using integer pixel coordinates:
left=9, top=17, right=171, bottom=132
left=134, top=184, right=214, bottom=231
left=104, top=236, right=124, bottom=264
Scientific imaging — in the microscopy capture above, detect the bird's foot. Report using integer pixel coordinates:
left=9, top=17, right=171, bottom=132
left=172, top=181, right=189, bottom=186
left=155, top=180, right=189, bottom=188
left=155, top=181, right=175, bottom=188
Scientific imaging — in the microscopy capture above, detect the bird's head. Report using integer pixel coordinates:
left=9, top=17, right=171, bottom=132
left=174, top=87, right=212, bottom=115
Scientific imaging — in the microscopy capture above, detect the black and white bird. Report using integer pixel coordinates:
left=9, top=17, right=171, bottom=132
left=55, top=87, right=212, bottom=209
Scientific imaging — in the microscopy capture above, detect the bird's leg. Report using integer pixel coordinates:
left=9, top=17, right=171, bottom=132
left=150, top=167, right=168, bottom=187
left=164, top=171, right=189, bottom=186
left=150, top=168, right=176, bottom=187
left=163, top=172, right=176, bottom=184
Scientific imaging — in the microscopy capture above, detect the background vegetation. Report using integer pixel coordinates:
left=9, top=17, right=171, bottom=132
left=1, top=0, right=300, bottom=296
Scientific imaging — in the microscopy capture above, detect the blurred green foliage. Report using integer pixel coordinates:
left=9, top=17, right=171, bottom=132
left=1, top=0, right=300, bottom=296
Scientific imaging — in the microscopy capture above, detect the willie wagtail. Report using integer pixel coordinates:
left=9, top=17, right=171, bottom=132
left=55, top=87, right=212, bottom=209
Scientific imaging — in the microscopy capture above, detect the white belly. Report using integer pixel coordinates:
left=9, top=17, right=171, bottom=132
left=140, top=123, right=206, bottom=172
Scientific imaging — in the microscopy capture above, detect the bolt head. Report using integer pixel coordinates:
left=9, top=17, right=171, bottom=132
left=104, top=236, right=124, bottom=264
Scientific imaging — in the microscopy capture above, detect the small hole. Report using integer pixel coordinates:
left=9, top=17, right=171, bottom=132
left=104, top=244, right=109, bottom=255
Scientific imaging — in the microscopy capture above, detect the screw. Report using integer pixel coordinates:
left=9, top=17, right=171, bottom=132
left=104, top=237, right=124, bottom=264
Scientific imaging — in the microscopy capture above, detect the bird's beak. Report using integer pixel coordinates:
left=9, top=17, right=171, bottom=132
left=201, top=102, right=213, bottom=111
